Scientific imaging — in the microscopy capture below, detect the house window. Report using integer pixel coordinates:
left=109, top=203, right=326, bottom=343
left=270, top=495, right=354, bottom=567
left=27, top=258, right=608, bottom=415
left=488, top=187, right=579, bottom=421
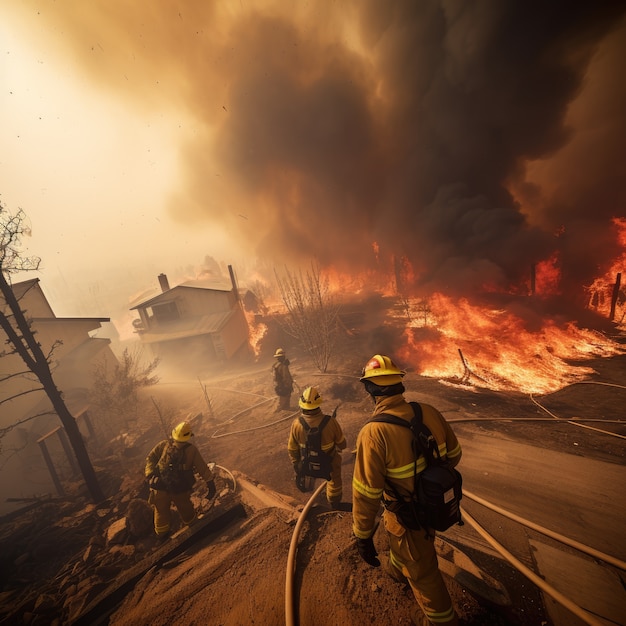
left=153, top=301, right=180, bottom=323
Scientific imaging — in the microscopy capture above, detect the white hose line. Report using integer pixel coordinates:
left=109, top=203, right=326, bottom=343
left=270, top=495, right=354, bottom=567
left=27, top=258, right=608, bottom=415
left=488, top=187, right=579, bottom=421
left=211, top=409, right=298, bottom=439
left=447, top=417, right=624, bottom=424
left=285, top=481, right=327, bottom=626
left=529, top=394, right=626, bottom=439
left=214, top=397, right=275, bottom=428
left=555, top=381, right=626, bottom=392
left=463, top=489, right=626, bottom=571
left=214, top=464, right=237, bottom=493
left=461, top=508, right=607, bottom=626
left=202, top=386, right=269, bottom=399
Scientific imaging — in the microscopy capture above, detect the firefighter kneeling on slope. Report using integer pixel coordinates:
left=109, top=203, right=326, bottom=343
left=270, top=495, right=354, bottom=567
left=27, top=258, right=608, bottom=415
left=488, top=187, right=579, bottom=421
left=352, top=355, right=462, bottom=626
left=288, top=386, right=347, bottom=509
left=145, top=421, right=217, bottom=539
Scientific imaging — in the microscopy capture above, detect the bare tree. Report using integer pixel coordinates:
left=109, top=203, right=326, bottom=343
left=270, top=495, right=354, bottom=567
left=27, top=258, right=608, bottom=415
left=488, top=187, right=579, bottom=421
left=274, top=263, right=339, bottom=373
left=90, top=347, right=160, bottom=433
left=0, top=204, right=104, bottom=503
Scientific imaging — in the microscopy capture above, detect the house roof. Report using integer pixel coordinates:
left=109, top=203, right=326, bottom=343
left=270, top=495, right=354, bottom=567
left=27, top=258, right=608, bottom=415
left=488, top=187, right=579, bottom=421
left=130, top=282, right=234, bottom=310
left=8, top=278, right=40, bottom=299
left=32, top=317, right=111, bottom=324
left=136, top=310, right=236, bottom=344
left=53, top=337, right=113, bottom=366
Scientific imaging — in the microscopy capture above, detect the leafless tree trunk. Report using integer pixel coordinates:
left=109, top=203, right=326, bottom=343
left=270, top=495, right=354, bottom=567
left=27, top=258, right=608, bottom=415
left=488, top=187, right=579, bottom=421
left=0, top=205, right=104, bottom=503
left=274, top=263, right=339, bottom=373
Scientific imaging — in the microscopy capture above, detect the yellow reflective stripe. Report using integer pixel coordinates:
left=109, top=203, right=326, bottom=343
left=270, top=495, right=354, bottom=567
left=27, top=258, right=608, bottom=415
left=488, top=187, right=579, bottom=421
left=424, top=605, right=456, bottom=623
left=327, top=485, right=342, bottom=497
left=386, top=457, right=427, bottom=479
left=447, top=442, right=461, bottom=458
left=438, top=442, right=447, bottom=456
left=352, top=525, right=374, bottom=539
left=389, top=548, right=406, bottom=572
left=352, top=477, right=383, bottom=499
left=321, top=442, right=335, bottom=452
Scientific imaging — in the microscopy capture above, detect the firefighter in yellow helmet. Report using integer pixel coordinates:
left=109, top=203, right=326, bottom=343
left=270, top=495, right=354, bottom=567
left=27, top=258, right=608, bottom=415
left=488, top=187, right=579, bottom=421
left=352, top=355, right=462, bottom=626
left=144, top=421, right=216, bottom=539
left=272, top=347, right=294, bottom=411
left=288, top=386, right=347, bottom=508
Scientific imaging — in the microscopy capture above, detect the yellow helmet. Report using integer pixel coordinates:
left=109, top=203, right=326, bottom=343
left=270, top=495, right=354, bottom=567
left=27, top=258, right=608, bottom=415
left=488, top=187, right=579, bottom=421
left=299, top=386, right=322, bottom=410
left=274, top=347, right=286, bottom=358
left=359, top=354, right=405, bottom=385
left=171, top=421, right=193, bottom=442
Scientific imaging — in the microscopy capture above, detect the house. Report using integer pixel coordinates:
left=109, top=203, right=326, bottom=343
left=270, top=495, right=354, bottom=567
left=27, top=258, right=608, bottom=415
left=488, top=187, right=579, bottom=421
left=129, top=269, right=251, bottom=370
left=0, top=278, right=118, bottom=417
left=0, top=278, right=119, bottom=514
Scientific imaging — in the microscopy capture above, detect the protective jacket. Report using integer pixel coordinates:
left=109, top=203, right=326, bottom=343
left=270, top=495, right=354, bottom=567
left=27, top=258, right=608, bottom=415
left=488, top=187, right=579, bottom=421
left=287, top=409, right=347, bottom=466
left=352, top=394, right=461, bottom=539
left=272, top=358, right=293, bottom=396
left=145, top=439, right=214, bottom=491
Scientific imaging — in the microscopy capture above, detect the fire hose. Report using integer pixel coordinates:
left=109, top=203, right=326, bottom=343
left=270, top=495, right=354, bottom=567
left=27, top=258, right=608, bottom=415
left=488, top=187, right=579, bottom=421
left=461, top=509, right=607, bottom=626
left=285, top=481, right=327, bottom=626
left=463, top=489, right=626, bottom=571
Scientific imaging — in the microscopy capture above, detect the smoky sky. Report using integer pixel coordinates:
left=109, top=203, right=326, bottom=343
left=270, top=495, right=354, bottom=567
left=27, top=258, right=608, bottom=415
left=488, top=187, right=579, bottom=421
left=16, top=0, right=626, bottom=299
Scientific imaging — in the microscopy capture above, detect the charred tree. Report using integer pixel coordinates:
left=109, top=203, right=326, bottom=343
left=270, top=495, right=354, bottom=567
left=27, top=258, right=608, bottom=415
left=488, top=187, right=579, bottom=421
left=0, top=205, right=104, bottom=503
left=274, top=263, right=339, bottom=373
left=609, top=273, right=621, bottom=322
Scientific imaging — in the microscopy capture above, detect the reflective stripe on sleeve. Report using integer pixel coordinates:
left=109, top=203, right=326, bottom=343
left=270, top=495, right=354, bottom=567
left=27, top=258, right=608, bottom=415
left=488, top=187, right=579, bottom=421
left=352, top=476, right=384, bottom=500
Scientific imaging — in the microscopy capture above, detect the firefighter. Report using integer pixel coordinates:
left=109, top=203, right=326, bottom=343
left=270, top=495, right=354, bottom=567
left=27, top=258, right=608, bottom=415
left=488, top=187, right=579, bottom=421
left=352, top=355, right=462, bottom=626
left=144, top=421, right=216, bottom=539
left=288, top=386, right=347, bottom=508
left=272, top=347, right=294, bottom=411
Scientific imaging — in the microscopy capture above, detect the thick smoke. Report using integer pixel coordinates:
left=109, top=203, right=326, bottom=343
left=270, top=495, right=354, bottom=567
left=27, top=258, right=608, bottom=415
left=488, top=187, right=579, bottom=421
left=12, top=0, right=626, bottom=300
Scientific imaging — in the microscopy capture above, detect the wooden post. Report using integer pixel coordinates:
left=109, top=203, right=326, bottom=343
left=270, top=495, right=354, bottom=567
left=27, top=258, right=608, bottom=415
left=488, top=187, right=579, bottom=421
left=57, top=427, right=78, bottom=475
left=37, top=433, right=65, bottom=496
left=78, top=409, right=96, bottom=440
left=609, top=272, right=621, bottom=321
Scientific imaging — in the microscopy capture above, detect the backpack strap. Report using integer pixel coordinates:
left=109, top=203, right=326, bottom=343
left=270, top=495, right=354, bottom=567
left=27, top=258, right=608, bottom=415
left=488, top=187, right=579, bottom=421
left=370, top=402, right=442, bottom=488
left=370, top=410, right=420, bottom=506
left=299, top=414, right=331, bottom=434
left=407, top=402, right=442, bottom=464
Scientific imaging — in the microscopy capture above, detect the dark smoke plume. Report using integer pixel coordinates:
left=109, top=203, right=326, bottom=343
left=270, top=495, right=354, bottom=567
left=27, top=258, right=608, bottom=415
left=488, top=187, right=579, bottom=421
left=11, top=0, right=626, bottom=300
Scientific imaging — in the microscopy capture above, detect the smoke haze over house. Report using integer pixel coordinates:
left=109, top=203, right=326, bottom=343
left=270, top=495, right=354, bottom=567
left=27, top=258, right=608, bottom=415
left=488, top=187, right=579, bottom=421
left=2, top=1, right=625, bottom=307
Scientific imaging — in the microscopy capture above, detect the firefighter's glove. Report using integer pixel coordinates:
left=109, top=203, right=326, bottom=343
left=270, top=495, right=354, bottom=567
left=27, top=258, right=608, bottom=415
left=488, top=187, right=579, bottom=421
left=206, top=479, right=216, bottom=500
left=148, top=475, right=160, bottom=489
left=355, top=537, right=380, bottom=567
left=295, top=472, right=307, bottom=493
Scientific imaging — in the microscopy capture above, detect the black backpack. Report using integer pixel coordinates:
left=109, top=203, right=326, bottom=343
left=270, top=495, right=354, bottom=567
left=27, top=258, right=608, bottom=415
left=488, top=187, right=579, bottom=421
left=298, top=415, right=333, bottom=480
left=156, top=441, right=195, bottom=493
left=372, top=402, right=463, bottom=533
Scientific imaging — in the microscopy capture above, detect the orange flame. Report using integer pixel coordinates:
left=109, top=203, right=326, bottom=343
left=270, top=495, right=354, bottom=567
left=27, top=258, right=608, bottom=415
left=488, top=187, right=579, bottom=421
left=396, top=293, right=622, bottom=394
left=586, top=217, right=626, bottom=322
left=535, top=253, right=562, bottom=295
left=244, top=311, right=268, bottom=357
